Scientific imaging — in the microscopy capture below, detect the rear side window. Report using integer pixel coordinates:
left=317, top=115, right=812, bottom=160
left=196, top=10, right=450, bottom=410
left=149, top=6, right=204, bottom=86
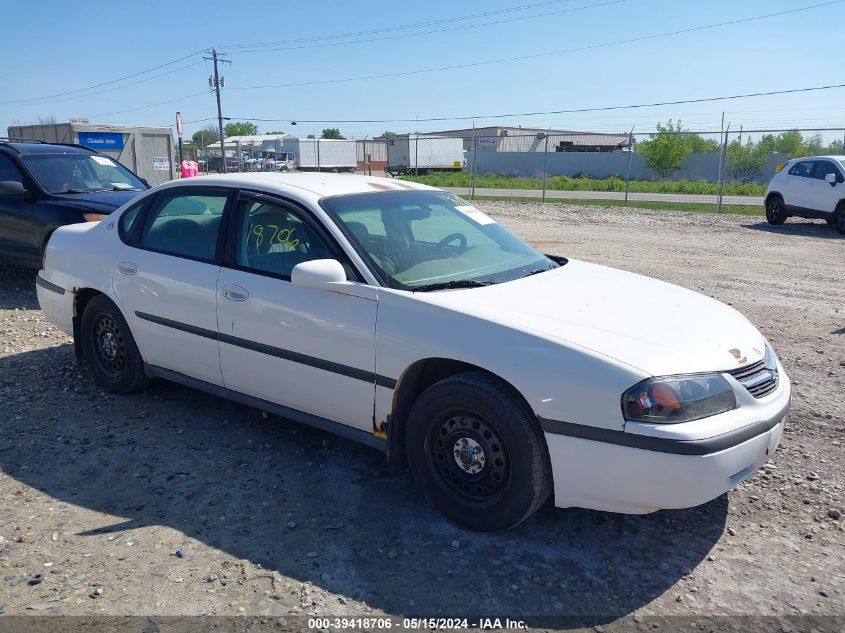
left=788, top=161, right=814, bottom=178
left=0, top=154, right=23, bottom=184
left=138, top=190, right=228, bottom=262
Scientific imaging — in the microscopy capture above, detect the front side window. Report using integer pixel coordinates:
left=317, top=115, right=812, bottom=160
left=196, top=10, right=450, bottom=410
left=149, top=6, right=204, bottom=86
left=812, top=160, right=841, bottom=181
left=21, top=153, right=145, bottom=194
left=234, top=199, right=334, bottom=278
left=322, top=190, right=557, bottom=290
left=139, top=191, right=227, bottom=262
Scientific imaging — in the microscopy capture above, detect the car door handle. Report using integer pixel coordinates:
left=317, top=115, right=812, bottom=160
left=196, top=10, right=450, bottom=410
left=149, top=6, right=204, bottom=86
left=222, top=284, right=249, bottom=301
left=117, top=261, right=137, bottom=275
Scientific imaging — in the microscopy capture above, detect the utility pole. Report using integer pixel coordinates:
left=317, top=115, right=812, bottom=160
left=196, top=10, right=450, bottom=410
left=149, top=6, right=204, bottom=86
left=205, top=48, right=228, bottom=173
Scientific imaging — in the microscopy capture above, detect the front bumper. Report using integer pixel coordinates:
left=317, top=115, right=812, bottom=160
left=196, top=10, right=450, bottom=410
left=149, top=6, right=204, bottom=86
left=543, top=372, right=791, bottom=514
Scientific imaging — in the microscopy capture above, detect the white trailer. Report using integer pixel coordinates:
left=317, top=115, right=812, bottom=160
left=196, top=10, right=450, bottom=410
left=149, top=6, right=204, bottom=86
left=282, top=136, right=357, bottom=173
left=386, top=135, right=464, bottom=176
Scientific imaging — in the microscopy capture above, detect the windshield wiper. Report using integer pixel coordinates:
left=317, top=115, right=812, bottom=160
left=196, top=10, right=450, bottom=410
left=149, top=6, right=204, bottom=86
left=523, top=267, right=554, bottom=278
left=412, top=279, right=494, bottom=292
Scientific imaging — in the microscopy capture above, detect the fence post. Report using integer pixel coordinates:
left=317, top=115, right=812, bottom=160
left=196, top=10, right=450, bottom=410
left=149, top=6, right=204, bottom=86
left=716, top=113, right=725, bottom=213
left=541, top=132, right=549, bottom=204
left=624, top=126, right=634, bottom=207
left=470, top=124, right=477, bottom=200
left=717, top=121, right=730, bottom=214
left=415, top=133, right=419, bottom=178
left=316, top=137, right=320, bottom=173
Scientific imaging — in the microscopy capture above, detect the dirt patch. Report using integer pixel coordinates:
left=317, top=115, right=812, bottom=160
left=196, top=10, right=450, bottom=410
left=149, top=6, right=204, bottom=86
left=0, top=204, right=842, bottom=627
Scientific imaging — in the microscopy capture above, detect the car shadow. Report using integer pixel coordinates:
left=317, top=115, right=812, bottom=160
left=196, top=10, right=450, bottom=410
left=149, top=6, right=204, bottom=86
left=0, top=344, right=726, bottom=625
left=0, top=265, right=38, bottom=310
left=743, top=220, right=843, bottom=239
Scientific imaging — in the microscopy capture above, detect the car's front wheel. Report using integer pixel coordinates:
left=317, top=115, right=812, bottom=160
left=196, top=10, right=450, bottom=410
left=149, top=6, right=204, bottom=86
left=405, top=372, right=552, bottom=531
left=80, top=295, right=148, bottom=393
left=765, top=195, right=787, bottom=225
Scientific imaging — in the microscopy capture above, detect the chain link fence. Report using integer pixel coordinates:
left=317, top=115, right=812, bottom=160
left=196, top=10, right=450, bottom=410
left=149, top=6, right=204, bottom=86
left=193, top=126, right=845, bottom=212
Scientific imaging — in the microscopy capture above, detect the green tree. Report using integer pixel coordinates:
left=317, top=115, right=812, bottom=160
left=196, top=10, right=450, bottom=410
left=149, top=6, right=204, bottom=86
left=380, top=131, right=398, bottom=138
left=685, top=134, right=720, bottom=153
left=727, top=138, right=769, bottom=183
left=637, top=120, right=690, bottom=178
left=321, top=128, right=344, bottom=139
left=306, top=134, right=316, bottom=139
left=224, top=121, right=259, bottom=137
left=773, top=130, right=805, bottom=157
left=191, top=125, right=220, bottom=148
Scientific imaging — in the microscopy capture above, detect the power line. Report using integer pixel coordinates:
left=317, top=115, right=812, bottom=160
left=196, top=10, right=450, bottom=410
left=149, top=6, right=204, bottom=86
left=220, top=0, right=584, bottom=50
left=229, top=81, right=845, bottom=124
left=232, top=1, right=844, bottom=92
left=7, top=61, right=205, bottom=108
left=225, top=0, right=628, bottom=54
left=90, top=92, right=209, bottom=118
left=0, top=49, right=207, bottom=106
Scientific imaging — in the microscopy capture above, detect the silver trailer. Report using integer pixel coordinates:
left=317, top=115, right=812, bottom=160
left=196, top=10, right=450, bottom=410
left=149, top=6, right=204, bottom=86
left=282, top=136, right=357, bottom=173
left=7, top=121, right=175, bottom=185
left=386, top=135, right=465, bottom=176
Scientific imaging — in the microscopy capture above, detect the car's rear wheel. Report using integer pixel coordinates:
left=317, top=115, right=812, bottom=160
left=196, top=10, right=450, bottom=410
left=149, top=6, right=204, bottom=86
left=765, top=195, right=787, bottom=225
left=405, top=372, right=552, bottom=531
left=80, top=295, right=148, bottom=393
left=834, top=203, right=845, bottom=235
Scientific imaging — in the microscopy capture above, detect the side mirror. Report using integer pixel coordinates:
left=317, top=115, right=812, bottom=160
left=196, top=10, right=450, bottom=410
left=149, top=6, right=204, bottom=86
left=291, top=259, right=347, bottom=290
left=825, top=172, right=837, bottom=186
left=0, top=180, right=28, bottom=197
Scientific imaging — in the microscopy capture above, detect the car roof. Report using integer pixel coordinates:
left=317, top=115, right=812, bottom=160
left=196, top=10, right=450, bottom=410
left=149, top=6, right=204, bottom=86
left=790, top=155, right=845, bottom=161
left=159, top=172, right=437, bottom=198
left=0, top=142, right=96, bottom=156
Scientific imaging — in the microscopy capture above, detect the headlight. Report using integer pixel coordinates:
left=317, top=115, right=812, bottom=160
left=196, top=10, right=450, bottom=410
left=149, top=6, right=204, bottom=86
left=622, top=374, right=736, bottom=424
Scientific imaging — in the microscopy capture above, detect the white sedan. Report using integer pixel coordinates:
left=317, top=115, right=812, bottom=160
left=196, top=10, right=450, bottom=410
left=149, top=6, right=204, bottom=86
left=36, top=173, right=791, bottom=530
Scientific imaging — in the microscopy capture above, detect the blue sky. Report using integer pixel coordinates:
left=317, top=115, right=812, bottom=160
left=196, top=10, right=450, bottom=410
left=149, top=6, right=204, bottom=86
left=2, top=0, right=845, bottom=141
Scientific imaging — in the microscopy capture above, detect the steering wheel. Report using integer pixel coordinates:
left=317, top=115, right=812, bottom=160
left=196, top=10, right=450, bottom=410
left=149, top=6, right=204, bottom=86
left=437, top=232, right=467, bottom=249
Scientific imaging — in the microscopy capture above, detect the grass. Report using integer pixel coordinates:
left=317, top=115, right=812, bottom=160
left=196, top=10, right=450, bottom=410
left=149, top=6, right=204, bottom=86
left=399, top=173, right=767, bottom=197
left=466, top=195, right=765, bottom=216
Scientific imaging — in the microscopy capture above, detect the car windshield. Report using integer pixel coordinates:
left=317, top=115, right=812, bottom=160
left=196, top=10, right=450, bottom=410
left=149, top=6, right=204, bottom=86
left=321, top=190, right=559, bottom=290
left=22, top=153, right=146, bottom=194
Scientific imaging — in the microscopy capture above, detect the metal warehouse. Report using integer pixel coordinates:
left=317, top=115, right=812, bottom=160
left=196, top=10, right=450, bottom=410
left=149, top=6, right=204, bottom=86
left=427, top=126, right=632, bottom=153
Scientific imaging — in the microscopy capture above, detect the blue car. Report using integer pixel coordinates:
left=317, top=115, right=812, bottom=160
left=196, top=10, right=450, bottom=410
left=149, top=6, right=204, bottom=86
left=0, top=140, right=149, bottom=266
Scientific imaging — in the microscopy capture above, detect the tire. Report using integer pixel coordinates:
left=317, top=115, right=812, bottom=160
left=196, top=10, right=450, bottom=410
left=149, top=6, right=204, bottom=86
left=765, top=195, right=787, bottom=225
left=80, top=295, right=148, bottom=393
left=405, top=372, right=552, bottom=531
left=834, top=203, right=845, bottom=235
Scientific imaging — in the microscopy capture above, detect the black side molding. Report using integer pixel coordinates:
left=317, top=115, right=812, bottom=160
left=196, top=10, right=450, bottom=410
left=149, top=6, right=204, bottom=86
left=144, top=364, right=388, bottom=452
left=135, top=311, right=397, bottom=389
left=36, top=275, right=65, bottom=295
left=539, top=411, right=787, bottom=456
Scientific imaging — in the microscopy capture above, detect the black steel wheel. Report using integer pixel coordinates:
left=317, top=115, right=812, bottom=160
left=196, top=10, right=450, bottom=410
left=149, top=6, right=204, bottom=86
left=80, top=295, right=148, bottom=393
left=765, top=195, right=787, bottom=225
left=405, top=372, right=552, bottom=531
left=428, top=411, right=511, bottom=507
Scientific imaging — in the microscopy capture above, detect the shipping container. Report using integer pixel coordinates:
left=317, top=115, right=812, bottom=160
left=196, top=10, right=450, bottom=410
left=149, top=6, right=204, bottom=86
left=7, top=120, right=175, bottom=185
left=282, top=137, right=357, bottom=172
left=386, top=135, right=465, bottom=176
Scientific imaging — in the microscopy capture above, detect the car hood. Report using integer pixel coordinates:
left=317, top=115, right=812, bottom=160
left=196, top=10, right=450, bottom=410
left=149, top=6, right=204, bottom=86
left=53, top=189, right=143, bottom=213
left=417, top=259, right=766, bottom=376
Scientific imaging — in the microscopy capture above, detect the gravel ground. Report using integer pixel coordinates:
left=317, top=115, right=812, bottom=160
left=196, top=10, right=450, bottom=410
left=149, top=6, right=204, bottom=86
left=0, top=203, right=843, bottom=630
